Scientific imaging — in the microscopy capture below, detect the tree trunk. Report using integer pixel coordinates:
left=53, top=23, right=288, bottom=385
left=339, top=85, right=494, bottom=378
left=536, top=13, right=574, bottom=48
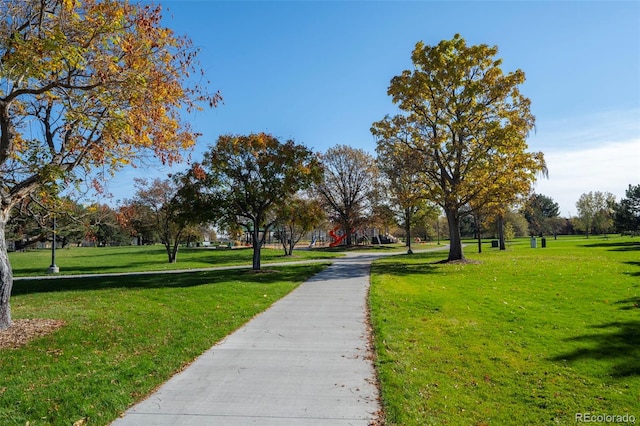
left=445, top=207, right=464, bottom=261
left=0, top=211, right=14, bottom=330
left=405, top=207, right=413, bottom=254
left=252, top=219, right=261, bottom=270
left=15, top=234, right=48, bottom=251
left=165, top=245, right=176, bottom=263
left=344, top=223, right=352, bottom=246
left=170, top=239, right=179, bottom=264
left=164, top=240, right=174, bottom=263
left=279, top=228, right=292, bottom=256
left=475, top=212, right=482, bottom=254
left=497, top=214, right=506, bottom=250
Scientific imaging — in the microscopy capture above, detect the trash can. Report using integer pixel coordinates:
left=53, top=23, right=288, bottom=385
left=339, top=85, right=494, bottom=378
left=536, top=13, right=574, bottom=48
left=491, top=240, right=499, bottom=248
left=541, top=237, right=546, bottom=248
left=530, top=237, right=537, bottom=248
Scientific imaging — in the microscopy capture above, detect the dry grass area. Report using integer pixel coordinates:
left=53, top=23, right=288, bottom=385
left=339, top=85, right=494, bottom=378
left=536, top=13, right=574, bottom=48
left=0, top=318, right=65, bottom=349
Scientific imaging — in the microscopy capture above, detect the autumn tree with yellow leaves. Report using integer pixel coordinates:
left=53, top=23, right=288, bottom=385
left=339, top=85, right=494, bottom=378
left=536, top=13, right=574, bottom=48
left=372, top=34, right=546, bottom=262
left=0, top=0, right=220, bottom=329
left=375, top=114, right=430, bottom=254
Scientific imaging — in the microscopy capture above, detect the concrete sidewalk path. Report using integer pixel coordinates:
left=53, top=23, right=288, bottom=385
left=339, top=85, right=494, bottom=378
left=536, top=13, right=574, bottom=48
left=111, top=253, right=382, bottom=425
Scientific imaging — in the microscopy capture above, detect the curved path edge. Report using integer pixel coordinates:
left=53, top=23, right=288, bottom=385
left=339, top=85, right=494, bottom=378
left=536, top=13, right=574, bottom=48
left=103, top=246, right=448, bottom=425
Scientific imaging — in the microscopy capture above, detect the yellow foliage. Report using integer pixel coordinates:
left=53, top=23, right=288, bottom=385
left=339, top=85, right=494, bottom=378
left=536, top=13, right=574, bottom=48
left=373, top=35, right=545, bottom=219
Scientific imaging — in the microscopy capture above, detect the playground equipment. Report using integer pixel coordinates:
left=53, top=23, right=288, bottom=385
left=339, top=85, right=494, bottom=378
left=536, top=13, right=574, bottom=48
left=328, top=225, right=352, bottom=247
left=328, top=226, right=396, bottom=247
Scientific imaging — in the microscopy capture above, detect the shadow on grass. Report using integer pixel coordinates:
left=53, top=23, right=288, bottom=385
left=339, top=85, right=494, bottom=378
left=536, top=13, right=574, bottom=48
left=12, top=251, right=252, bottom=276
left=13, top=250, right=326, bottom=277
left=11, top=264, right=328, bottom=296
left=372, top=261, right=441, bottom=277
left=13, top=261, right=190, bottom=277
left=369, top=249, right=451, bottom=276
left=584, top=241, right=640, bottom=252
left=550, top=320, right=640, bottom=377
left=624, top=261, right=640, bottom=277
left=615, top=297, right=640, bottom=311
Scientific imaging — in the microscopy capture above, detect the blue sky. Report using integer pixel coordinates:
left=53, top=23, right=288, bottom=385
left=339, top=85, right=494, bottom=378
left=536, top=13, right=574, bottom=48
left=110, top=0, right=640, bottom=217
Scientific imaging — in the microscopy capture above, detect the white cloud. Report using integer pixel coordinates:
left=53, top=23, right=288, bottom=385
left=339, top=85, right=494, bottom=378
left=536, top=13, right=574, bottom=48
left=528, top=109, right=640, bottom=216
left=533, top=139, right=640, bottom=217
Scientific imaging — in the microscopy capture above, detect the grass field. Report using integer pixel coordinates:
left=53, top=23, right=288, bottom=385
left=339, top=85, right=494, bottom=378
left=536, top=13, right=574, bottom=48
left=8, top=245, right=342, bottom=277
left=370, top=236, right=639, bottom=425
left=0, top=263, right=329, bottom=425
left=4, top=237, right=639, bottom=425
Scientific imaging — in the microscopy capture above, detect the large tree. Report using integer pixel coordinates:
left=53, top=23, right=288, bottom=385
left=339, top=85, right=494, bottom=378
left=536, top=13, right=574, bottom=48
left=372, top=34, right=546, bottom=261
left=201, top=133, right=322, bottom=270
left=274, top=196, right=325, bottom=256
left=0, top=0, right=219, bottom=329
left=575, top=191, right=616, bottom=238
left=614, top=184, right=640, bottom=234
left=126, top=176, right=204, bottom=263
left=316, top=145, right=379, bottom=246
left=116, top=202, right=156, bottom=245
left=375, top=119, right=428, bottom=253
left=85, top=202, right=129, bottom=247
left=522, top=193, right=560, bottom=237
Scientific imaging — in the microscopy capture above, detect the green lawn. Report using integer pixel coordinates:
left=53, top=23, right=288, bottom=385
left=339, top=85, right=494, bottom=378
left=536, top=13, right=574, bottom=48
left=6, top=238, right=639, bottom=425
left=0, top=264, right=329, bottom=425
left=9, top=245, right=342, bottom=277
left=370, top=236, right=640, bottom=425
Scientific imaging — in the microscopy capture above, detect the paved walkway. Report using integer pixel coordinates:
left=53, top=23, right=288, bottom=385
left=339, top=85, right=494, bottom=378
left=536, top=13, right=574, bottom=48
left=111, top=253, right=387, bottom=425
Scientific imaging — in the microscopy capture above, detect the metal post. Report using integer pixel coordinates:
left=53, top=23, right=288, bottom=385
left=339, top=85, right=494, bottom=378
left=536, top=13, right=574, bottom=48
left=48, top=215, right=59, bottom=274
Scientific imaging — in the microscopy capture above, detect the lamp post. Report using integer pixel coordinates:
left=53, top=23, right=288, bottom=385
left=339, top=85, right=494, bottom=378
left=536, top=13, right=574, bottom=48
left=47, top=215, right=59, bottom=274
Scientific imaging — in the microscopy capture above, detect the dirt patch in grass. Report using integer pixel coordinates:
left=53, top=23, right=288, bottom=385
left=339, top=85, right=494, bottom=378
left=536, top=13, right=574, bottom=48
left=0, top=319, right=65, bottom=349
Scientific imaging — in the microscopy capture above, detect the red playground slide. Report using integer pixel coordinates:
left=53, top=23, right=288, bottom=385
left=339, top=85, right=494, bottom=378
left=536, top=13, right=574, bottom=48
left=328, top=225, right=349, bottom=247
